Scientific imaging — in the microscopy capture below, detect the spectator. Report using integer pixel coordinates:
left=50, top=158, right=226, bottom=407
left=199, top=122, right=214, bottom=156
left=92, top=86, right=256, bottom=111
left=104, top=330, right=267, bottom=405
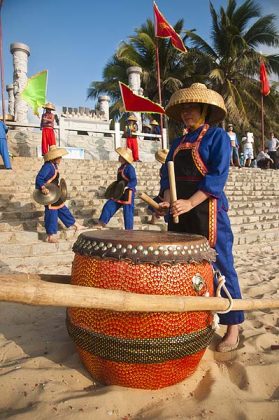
left=239, top=152, right=245, bottom=167
left=256, top=147, right=274, bottom=169
left=124, top=115, right=140, bottom=161
left=151, top=119, right=161, bottom=140
left=242, top=132, right=254, bottom=167
left=40, top=102, right=58, bottom=156
left=266, top=131, right=279, bottom=169
left=227, top=123, right=241, bottom=167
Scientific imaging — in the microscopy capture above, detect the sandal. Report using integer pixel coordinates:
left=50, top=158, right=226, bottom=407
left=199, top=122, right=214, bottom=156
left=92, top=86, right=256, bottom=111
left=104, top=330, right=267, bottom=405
left=216, top=336, right=239, bottom=353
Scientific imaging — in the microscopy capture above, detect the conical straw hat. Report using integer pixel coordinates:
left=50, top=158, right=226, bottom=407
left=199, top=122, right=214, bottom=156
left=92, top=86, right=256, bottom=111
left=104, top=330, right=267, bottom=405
left=44, top=145, right=68, bottom=162
left=43, top=102, right=56, bottom=111
left=165, top=83, right=226, bottom=124
left=127, top=115, right=137, bottom=122
left=151, top=119, right=159, bottom=125
left=116, top=147, right=133, bottom=164
left=155, top=148, right=169, bottom=164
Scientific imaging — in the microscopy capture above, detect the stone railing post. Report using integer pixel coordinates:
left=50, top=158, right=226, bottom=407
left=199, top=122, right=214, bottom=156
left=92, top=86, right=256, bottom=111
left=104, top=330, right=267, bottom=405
left=6, top=84, right=15, bottom=116
left=114, top=122, right=121, bottom=149
left=10, top=42, right=30, bottom=124
left=162, top=128, right=168, bottom=149
left=98, top=95, right=110, bottom=121
left=126, top=66, right=143, bottom=133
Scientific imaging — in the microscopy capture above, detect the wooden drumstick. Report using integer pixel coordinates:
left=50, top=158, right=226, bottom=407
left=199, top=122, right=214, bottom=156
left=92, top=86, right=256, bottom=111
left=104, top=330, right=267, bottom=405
left=168, top=161, right=179, bottom=224
left=138, top=192, right=160, bottom=210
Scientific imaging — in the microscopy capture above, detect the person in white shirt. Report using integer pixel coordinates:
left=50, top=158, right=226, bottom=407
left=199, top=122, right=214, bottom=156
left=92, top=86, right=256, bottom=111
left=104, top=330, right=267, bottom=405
left=256, top=147, right=274, bottom=169
left=242, top=132, right=254, bottom=167
left=266, top=132, right=279, bottom=169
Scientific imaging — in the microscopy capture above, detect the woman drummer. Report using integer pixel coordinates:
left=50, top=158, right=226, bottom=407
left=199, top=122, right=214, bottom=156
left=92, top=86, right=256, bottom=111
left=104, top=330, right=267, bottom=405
left=159, top=83, right=244, bottom=352
left=35, top=145, right=84, bottom=243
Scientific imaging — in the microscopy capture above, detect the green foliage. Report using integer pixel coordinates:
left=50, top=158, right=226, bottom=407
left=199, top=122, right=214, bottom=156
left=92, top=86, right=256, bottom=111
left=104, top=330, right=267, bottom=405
left=87, top=0, right=279, bottom=141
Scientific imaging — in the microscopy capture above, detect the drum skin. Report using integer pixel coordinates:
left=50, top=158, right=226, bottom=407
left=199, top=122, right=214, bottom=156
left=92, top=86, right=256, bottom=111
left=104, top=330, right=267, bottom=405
left=68, top=231, right=215, bottom=389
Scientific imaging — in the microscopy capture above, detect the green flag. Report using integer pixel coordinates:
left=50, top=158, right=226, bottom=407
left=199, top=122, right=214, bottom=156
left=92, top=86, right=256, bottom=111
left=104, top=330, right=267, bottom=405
left=21, top=70, right=48, bottom=116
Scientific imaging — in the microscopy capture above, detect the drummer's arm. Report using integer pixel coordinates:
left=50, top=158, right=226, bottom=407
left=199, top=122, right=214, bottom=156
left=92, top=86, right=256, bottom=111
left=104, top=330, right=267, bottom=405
left=171, top=191, right=209, bottom=217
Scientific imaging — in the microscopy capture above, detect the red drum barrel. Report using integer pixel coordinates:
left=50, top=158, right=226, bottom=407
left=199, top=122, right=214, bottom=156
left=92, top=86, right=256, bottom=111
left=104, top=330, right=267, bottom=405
left=67, top=230, right=215, bottom=389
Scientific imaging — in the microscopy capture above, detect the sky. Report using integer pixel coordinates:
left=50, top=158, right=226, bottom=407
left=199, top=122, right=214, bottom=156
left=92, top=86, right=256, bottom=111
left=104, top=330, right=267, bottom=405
left=2, top=0, right=279, bottom=111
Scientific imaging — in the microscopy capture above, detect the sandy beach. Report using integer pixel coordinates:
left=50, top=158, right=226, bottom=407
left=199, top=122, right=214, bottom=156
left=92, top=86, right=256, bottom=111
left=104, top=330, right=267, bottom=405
left=0, top=247, right=278, bottom=420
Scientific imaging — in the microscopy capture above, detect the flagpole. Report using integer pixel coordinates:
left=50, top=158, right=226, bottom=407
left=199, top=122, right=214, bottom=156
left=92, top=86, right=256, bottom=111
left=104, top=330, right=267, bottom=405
left=261, top=94, right=264, bottom=151
left=0, top=0, right=6, bottom=124
left=154, top=3, right=164, bottom=147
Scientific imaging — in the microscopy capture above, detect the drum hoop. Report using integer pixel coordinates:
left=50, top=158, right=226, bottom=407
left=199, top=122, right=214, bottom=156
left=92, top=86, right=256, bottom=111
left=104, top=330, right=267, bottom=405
left=73, top=234, right=216, bottom=265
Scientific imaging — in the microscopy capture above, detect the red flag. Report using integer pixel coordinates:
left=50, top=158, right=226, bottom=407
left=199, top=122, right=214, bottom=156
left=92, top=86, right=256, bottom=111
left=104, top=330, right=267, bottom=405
left=119, top=82, right=165, bottom=114
left=260, top=61, right=270, bottom=96
left=154, top=2, right=187, bottom=53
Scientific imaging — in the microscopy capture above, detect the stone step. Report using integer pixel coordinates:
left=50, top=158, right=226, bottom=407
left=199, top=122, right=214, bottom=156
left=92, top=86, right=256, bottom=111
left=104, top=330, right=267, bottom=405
left=234, top=227, right=279, bottom=245
left=0, top=251, right=74, bottom=274
left=1, top=200, right=279, bottom=229
left=234, top=239, right=279, bottom=254
left=229, top=212, right=279, bottom=225
left=232, top=219, right=279, bottom=234
left=0, top=240, right=74, bottom=259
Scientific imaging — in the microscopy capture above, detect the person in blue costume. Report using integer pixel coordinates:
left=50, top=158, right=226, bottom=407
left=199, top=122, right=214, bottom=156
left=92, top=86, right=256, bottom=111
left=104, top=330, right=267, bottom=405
left=148, top=148, right=169, bottom=224
left=158, top=83, right=244, bottom=353
left=151, top=119, right=161, bottom=136
left=35, top=145, right=84, bottom=243
left=97, top=147, right=137, bottom=230
left=0, top=118, right=12, bottom=169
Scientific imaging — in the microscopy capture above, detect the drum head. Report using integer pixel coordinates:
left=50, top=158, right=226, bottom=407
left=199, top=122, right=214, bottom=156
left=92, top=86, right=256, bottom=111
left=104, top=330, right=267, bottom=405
left=60, top=178, right=67, bottom=202
left=73, top=230, right=215, bottom=264
left=104, top=180, right=126, bottom=200
left=33, top=183, right=61, bottom=205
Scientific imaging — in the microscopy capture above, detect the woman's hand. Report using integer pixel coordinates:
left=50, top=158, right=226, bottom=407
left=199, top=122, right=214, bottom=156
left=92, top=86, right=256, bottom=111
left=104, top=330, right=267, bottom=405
left=171, top=199, right=193, bottom=218
left=155, top=201, right=170, bottom=217
left=41, top=185, right=49, bottom=195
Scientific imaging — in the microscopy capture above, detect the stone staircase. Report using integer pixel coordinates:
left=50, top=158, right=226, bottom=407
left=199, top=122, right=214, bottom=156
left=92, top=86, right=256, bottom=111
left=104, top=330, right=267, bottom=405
left=0, top=157, right=279, bottom=274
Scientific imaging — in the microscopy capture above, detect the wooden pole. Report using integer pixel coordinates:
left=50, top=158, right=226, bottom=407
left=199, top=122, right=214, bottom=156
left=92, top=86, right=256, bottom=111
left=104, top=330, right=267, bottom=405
left=154, top=3, right=164, bottom=148
left=1, top=274, right=279, bottom=312
left=168, top=160, right=179, bottom=223
left=138, top=191, right=160, bottom=210
left=261, top=94, right=265, bottom=150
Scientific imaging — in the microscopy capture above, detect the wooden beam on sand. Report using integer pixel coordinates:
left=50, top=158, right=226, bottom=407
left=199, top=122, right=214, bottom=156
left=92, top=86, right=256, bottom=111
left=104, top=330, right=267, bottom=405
left=0, top=274, right=279, bottom=312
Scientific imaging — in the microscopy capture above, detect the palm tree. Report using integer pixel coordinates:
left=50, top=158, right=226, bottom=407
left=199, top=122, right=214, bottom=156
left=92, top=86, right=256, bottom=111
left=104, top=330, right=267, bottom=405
left=185, top=0, right=279, bottom=136
left=87, top=18, right=192, bottom=121
left=88, top=0, right=279, bottom=139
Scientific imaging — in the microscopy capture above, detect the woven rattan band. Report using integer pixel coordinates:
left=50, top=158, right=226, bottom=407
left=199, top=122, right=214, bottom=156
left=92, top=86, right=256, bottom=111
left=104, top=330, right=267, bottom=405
left=66, top=317, right=214, bottom=364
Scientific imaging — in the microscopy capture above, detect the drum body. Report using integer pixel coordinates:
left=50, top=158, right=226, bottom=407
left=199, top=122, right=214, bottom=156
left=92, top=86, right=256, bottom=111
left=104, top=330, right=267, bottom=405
left=68, top=230, right=215, bottom=389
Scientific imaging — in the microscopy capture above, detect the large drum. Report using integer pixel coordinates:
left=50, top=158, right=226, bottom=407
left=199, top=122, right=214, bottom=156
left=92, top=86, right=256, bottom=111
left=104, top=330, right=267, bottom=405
left=67, top=230, right=216, bottom=389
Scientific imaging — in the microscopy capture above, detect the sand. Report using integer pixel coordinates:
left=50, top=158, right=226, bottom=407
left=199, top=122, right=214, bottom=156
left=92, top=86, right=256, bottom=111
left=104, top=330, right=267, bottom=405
left=0, top=249, right=278, bottom=420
